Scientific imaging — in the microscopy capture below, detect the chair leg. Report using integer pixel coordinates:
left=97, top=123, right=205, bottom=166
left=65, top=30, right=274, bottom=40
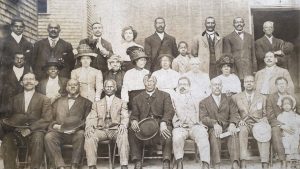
left=112, top=142, right=117, bottom=169
left=108, top=143, right=112, bottom=169
left=194, top=142, right=199, bottom=163
left=44, top=153, right=48, bottom=169
left=141, top=144, right=145, bottom=164
left=270, top=144, right=273, bottom=167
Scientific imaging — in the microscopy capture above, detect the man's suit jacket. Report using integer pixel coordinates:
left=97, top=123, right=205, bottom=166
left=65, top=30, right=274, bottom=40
left=79, top=38, right=113, bottom=73
left=191, top=32, right=223, bottom=74
left=1, top=34, right=33, bottom=67
left=32, top=38, right=75, bottom=80
left=85, top=96, right=129, bottom=130
left=7, top=92, right=52, bottom=131
left=255, top=65, right=294, bottom=94
left=130, top=89, right=175, bottom=125
left=199, top=94, right=240, bottom=129
left=50, top=96, right=92, bottom=127
left=36, top=76, right=68, bottom=96
left=232, top=91, right=267, bottom=124
left=223, top=31, right=257, bottom=79
left=0, top=65, right=31, bottom=113
left=255, top=36, right=284, bottom=70
left=144, top=33, right=179, bottom=72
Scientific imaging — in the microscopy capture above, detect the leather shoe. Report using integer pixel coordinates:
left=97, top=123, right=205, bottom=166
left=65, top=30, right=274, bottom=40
left=176, top=158, right=183, bottom=169
left=121, top=165, right=128, bottom=169
left=134, top=160, right=142, bottom=169
left=89, top=165, right=97, bottom=169
left=201, top=161, right=209, bottom=169
left=71, top=163, right=79, bottom=169
left=262, top=162, right=269, bottom=169
left=231, top=161, right=240, bottom=169
left=163, top=160, right=170, bottom=169
left=57, top=167, right=65, bottom=169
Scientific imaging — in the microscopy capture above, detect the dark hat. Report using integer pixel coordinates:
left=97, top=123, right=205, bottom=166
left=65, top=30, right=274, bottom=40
left=135, top=118, right=159, bottom=140
left=76, top=44, right=97, bottom=59
left=42, top=57, right=64, bottom=71
left=51, top=116, right=85, bottom=133
left=3, top=114, right=38, bottom=128
left=217, top=54, right=234, bottom=68
left=157, top=54, right=174, bottom=62
left=126, top=46, right=148, bottom=62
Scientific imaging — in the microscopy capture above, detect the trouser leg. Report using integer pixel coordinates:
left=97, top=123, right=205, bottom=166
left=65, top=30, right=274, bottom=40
left=172, top=127, right=188, bottom=160
left=271, top=126, right=286, bottom=161
left=128, top=129, right=143, bottom=161
left=227, top=134, right=240, bottom=163
left=71, top=130, right=85, bottom=164
left=115, top=129, right=129, bottom=165
left=257, top=141, right=270, bottom=163
left=29, top=131, right=45, bottom=169
left=160, top=125, right=173, bottom=161
left=44, top=131, right=65, bottom=167
left=191, top=125, right=210, bottom=163
left=208, top=128, right=221, bottom=165
left=239, top=125, right=249, bottom=160
left=2, top=132, right=18, bottom=169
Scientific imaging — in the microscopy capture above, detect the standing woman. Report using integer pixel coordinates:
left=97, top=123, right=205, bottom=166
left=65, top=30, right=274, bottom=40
left=121, top=46, right=149, bottom=110
left=115, top=26, right=143, bottom=71
left=71, top=44, right=103, bottom=102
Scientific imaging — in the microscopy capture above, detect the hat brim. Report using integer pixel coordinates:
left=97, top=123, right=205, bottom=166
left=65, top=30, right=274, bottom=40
left=2, top=118, right=31, bottom=128
left=42, top=63, right=64, bottom=71
left=76, top=53, right=98, bottom=59
left=252, top=122, right=271, bottom=142
left=135, top=118, right=159, bottom=141
left=131, top=56, right=149, bottom=62
left=56, top=121, right=85, bottom=133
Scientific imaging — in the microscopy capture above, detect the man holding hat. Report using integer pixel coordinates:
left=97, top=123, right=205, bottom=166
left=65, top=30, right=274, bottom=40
left=128, top=75, right=175, bottom=169
left=36, top=57, right=68, bottom=104
left=104, top=55, right=126, bottom=98
left=1, top=72, right=51, bottom=169
left=84, top=79, right=129, bottom=169
left=44, top=79, right=92, bottom=169
left=172, top=76, right=210, bottom=169
left=232, top=75, right=270, bottom=169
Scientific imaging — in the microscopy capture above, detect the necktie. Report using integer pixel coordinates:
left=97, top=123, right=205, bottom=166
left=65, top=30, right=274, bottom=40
left=209, top=34, right=214, bottom=41
left=247, top=95, right=252, bottom=106
left=51, top=39, right=56, bottom=48
left=68, top=96, right=77, bottom=100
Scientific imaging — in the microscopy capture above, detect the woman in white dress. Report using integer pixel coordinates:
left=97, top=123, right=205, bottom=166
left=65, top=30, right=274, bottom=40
left=114, top=26, right=143, bottom=71
left=71, top=44, right=103, bottom=102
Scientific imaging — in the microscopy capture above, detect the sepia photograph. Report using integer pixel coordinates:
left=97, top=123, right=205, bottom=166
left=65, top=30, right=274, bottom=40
left=0, top=0, right=299, bottom=168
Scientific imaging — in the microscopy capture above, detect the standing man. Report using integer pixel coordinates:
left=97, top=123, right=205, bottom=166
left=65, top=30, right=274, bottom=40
left=199, top=78, right=240, bottom=169
left=144, top=17, right=178, bottom=72
left=232, top=75, right=270, bottom=169
left=255, top=21, right=288, bottom=70
left=44, top=79, right=92, bottom=169
left=2, top=17, right=33, bottom=68
left=172, top=77, right=210, bottom=169
left=129, top=75, right=175, bottom=169
left=1, top=72, right=51, bottom=169
left=191, top=16, right=223, bottom=79
left=223, top=17, right=257, bottom=84
left=32, top=22, right=75, bottom=80
left=84, top=79, right=129, bottom=169
left=79, top=22, right=113, bottom=73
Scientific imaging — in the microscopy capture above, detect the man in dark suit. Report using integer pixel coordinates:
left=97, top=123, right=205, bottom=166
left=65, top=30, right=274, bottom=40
left=144, top=17, right=179, bottom=72
left=0, top=52, right=31, bottom=116
left=129, top=75, right=175, bottom=169
left=255, top=21, right=287, bottom=70
left=223, top=17, right=257, bottom=84
left=79, top=22, right=113, bottom=73
left=44, top=79, right=92, bottom=169
left=32, top=22, right=75, bottom=80
left=199, top=77, right=240, bottom=169
left=36, top=57, right=68, bottom=104
left=0, top=72, right=51, bottom=169
left=1, top=17, right=33, bottom=68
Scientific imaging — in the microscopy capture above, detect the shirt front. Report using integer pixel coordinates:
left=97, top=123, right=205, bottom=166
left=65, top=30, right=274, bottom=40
left=48, top=37, right=60, bottom=47
left=46, top=76, right=60, bottom=99
left=11, top=32, right=22, bottom=43
left=68, top=94, right=79, bottom=109
left=206, top=30, right=215, bottom=40
left=156, top=32, right=165, bottom=40
left=217, top=74, right=242, bottom=94
left=245, top=91, right=254, bottom=105
left=105, top=95, right=115, bottom=113
left=13, top=66, right=24, bottom=81
left=260, top=65, right=276, bottom=94
left=265, top=35, right=273, bottom=44
left=235, top=30, right=244, bottom=40
left=212, top=94, right=221, bottom=107
left=24, top=90, right=35, bottom=112
left=152, top=68, right=180, bottom=95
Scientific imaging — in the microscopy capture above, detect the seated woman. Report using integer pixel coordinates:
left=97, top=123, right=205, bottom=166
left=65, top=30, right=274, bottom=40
left=71, top=44, right=103, bottom=102
left=216, top=54, right=241, bottom=96
left=152, top=54, right=180, bottom=96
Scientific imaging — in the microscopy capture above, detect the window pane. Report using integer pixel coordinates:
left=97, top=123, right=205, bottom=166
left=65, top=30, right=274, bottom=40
left=37, top=0, right=47, bottom=13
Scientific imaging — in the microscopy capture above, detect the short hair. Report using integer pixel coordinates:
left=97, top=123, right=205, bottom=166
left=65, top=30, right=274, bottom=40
left=47, top=23, right=60, bottom=29
left=121, top=26, right=138, bottom=41
left=104, top=79, right=117, bottom=89
left=233, top=17, right=244, bottom=24
left=178, top=41, right=188, bottom=49
left=11, top=18, right=25, bottom=27
left=154, top=17, right=165, bottom=24
left=68, top=78, right=80, bottom=86
left=205, top=16, right=215, bottom=23
left=91, top=22, right=102, bottom=28
left=178, top=76, right=191, bottom=86
left=23, top=72, right=36, bottom=80
left=263, top=21, right=274, bottom=28
left=265, top=51, right=275, bottom=58
left=275, top=77, right=288, bottom=85
left=143, top=74, right=157, bottom=84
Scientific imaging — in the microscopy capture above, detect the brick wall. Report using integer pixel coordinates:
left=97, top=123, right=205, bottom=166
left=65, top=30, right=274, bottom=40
left=0, top=0, right=38, bottom=42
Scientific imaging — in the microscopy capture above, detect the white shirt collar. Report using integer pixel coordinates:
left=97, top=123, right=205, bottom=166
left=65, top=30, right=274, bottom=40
left=265, top=35, right=273, bottom=39
left=106, top=95, right=115, bottom=100
left=266, top=65, right=276, bottom=70
left=93, top=35, right=102, bottom=41
left=146, top=90, right=155, bottom=96
left=212, top=94, right=221, bottom=106
left=24, top=89, right=35, bottom=95
left=235, top=30, right=243, bottom=34
left=13, top=66, right=24, bottom=80
left=156, top=32, right=164, bottom=40
left=11, top=32, right=22, bottom=43
left=48, top=36, right=59, bottom=41
left=206, top=30, right=215, bottom=35
left=13, top=65, right=24, bottom=71
left=68, top=94, right=80, bottom=98
left=245, top=91, right=254, bottom=99
left=48, top=76, right=59, bottom=82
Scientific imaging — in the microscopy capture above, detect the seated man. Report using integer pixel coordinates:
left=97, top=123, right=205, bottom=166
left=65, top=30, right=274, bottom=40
left=199, top=77, right=240, bottom=169
left=84, top=79, right=129, bottom=169
left=44, top=79, right=92, bottom=169
left=255, top=51, right=294, bottom=95
left=129, top=75, right=175, bottom=169
left=36, top=57, right=68, bottom=104
left=172, top=76, right=210, bottom=169
left=1, top=72, right=51, bottom=169
left=232, top=75, right=270, bottom=169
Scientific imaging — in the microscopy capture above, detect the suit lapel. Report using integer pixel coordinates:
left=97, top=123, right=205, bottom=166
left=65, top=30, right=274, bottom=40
left=27, top=92, right=38, bottom=113
left=208, top=96, right=219, bottom=119
left=19, top=93, right=25, bottom=113
left=262, top=36, right=272, bottom=49
left=241, top=92, right=250, bottom=111
left=69, top=96, right=81, bottom=113
left=201, top=35, right=209, bottom=47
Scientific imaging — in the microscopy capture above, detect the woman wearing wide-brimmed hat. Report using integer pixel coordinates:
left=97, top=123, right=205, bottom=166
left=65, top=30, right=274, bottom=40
left=71, top=44, right=103, bottom=102
left=121, top=46, right=149, bottom=110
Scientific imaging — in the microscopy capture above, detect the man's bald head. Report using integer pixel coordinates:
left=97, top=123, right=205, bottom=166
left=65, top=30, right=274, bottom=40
left=210, top=77, right=222, bottom=96
left=47, top=22, right=61, bottom=38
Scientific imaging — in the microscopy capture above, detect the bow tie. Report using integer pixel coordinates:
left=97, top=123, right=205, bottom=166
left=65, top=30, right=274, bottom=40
left=68, top=96, right=77, bottom=100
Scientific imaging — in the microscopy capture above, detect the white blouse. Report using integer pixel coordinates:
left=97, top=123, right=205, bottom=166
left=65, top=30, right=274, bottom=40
left=152, top=68, right=180, bottom=96
left=217, top=74, right=242, bottom=94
